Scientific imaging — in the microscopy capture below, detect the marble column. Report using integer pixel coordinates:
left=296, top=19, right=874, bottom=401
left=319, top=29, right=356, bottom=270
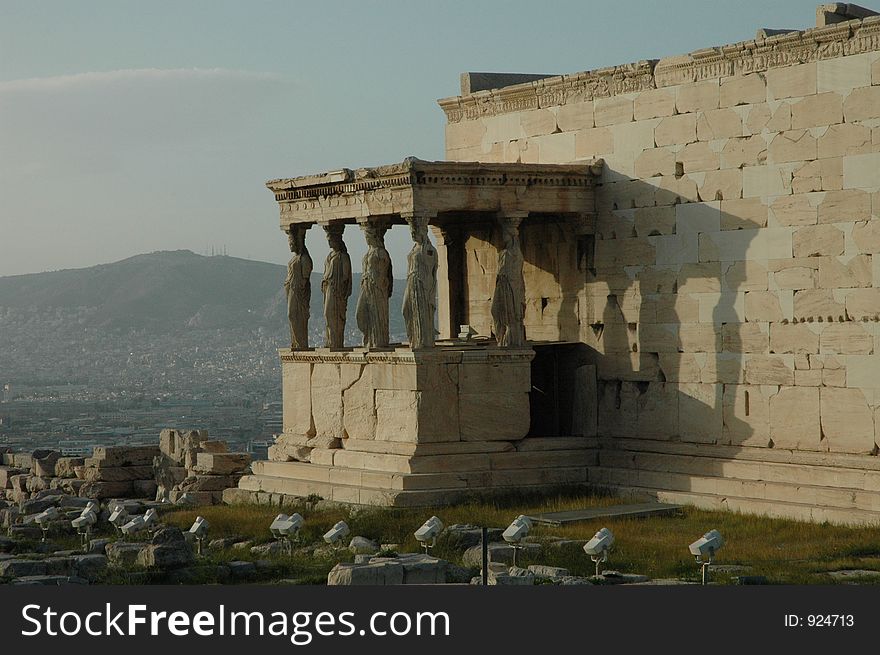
left=490, top=214, right=527, bottom=347
left=321, top=223, right=352, bottom=349
left=284, top=223, right=313, bottom=350
left=355, top=220, right=393, bottom=348
left=401, top=212, right=438, bottom=349
left=430, top=224, right=465, bottom=341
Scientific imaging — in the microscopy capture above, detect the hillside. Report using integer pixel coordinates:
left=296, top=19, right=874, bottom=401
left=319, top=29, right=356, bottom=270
left=0, top=251, right=405, bottom=394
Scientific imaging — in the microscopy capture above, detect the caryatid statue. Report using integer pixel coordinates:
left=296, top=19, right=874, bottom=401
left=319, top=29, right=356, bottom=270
left=321, top=224, right=352, bottom=349
left=491, top=217, right=527, bottom=348
left=356, top=222, right=393, bottom=348
left=402, top=214, right=438, bottom=349
left=284, top=224, right=312, bottom=349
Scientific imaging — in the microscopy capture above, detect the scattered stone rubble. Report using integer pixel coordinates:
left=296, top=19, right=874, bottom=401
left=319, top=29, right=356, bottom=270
left=1, top=429, right=250, bottom=508
left=154, top=429, right=251, bottom=505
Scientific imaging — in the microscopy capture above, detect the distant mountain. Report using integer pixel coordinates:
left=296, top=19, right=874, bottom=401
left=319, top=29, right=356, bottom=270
left=0, top=251, right=406, bottom=394
left=0, top=250, right=404, bottom=338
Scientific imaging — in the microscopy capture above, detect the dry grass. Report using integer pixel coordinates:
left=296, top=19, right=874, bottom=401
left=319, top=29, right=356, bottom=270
left=160, top=491, right=880, bottom=585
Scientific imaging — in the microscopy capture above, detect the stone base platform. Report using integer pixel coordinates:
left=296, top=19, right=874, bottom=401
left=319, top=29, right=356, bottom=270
left=591, top=438, right=880, bottom=526
left=229, top=437, right=597, bottom=507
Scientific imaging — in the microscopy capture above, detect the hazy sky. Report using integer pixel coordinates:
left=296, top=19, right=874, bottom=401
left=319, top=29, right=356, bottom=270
left=0, top=0, right=823, bottom=276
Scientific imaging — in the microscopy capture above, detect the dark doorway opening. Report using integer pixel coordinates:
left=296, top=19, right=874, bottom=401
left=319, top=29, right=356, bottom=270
left=528, top=342, right=592, bottom=437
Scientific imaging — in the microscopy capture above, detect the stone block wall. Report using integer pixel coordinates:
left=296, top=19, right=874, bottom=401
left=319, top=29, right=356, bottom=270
left=439, top=16, right=880, bottom=522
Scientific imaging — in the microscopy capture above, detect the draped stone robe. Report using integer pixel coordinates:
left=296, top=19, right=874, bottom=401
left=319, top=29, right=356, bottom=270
left=284, top=249, right=313, bottom=349
left=402, top=240, right=437, bottom=349
left=322, top=247, right=352, bottom=348
left=356, top=244, right=393, bottom=348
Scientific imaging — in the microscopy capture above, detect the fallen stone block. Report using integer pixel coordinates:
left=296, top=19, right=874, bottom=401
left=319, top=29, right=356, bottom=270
left=50, top=478, right=86, bottom=495
left=88, top=538, right=112, bottom=555
left=106, top=542, right=146, bottom=567
left=136, top=527, right=194, bottom=569
left=380, top=553, right=448, bottom=584
left=88, top=446, right=161, bottom=468
left=133, top=480, right=158, bottom=498
left=169, top=490, right=215, bottom=506
left=32, top=451, right=61, bottom=478
left=26, top=476, right=49, bottom=493
left=79, top=465, right=155, bottom=483
left=327, top=561, right=405, bottom=586
left=462, top=541, right=541, bottom=567
left=593, top=570, right=650, bottom=585
left=72, top=554, right=107, bottom=581
left=349, top=536, right=379, bottom=555
left=9, top=474, right=29, bottom=493
left=193, top=452, right=251, bottom=475
left=0, top=558, right=48, bottom=577
left=6, top=453, right=33, bottom=470
left=527, top=565, right=570, bottom=579
left=21, top=494, right=63, bottom=514
left=78, top=481, right=134, bottom=499
left=8, top=525, right=41, bottom=540
left=199, top=441, right=228, bottom=454
left=0, top=466, right=26, bottom=489
left=54, top=458, right=84, bottom=479
left=179, top=475, right=239, bottom=492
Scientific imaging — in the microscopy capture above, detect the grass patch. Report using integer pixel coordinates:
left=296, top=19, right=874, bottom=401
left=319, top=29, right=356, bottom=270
left=156, top=490, right=880, bottom=585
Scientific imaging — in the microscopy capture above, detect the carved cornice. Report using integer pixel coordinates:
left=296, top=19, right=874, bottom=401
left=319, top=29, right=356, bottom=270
left=267, top=158, right=598, bottom=203
left=438, top=16, right=880, bottom=122
left=267, top=158, right=600, bottom=227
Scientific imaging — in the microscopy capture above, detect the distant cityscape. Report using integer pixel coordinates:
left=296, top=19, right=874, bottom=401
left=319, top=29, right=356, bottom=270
left=0, top=250, right=406, bottom=460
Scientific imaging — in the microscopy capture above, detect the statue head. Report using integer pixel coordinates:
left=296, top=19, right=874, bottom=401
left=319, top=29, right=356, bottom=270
left=324, top=224, right=347, bottom=252
left=363, top=223, right=386, bottom=248
left=287, top=225, right=306, bottom=254
left=406, top=214, right=429, bottom=244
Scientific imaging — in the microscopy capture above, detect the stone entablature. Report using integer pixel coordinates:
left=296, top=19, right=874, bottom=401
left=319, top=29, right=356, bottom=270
left=266, top=158, right=600, bottom=227
left=438, top=15, right=880, bottom=123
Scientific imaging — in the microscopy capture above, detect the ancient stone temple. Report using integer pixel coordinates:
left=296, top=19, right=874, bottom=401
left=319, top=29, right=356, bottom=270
left=234, top=4, right=880, bottom=523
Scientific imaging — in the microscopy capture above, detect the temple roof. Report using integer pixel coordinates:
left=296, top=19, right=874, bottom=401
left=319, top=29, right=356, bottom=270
left=266, top=157, right=601, bottom=229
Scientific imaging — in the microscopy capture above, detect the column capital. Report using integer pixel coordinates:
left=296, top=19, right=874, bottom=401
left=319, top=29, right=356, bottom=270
left=400, top=210, right=437, bottom=224
left=321, top=222, right=346, bottom=236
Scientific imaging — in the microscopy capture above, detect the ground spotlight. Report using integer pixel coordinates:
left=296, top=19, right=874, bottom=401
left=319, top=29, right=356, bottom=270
left=323, top=520, right=350, bottom=547
left=71, top=503, right=99, bottom=550
left=121, top=508, right=158, bottom=537
left=34, top=506, right=61, bottom=542
left=189, top=516, right=210, bottom=555
left=414, top=516, right=444, bottom=554
left=109, top=507, right=129, bottom=538
left=689, top=529, right=723, bottom=585
left=583, top=527, right=615, bottom=576
left=502, top=515, right=533, bottom=566
left=270, top=513, right=303, bottom=554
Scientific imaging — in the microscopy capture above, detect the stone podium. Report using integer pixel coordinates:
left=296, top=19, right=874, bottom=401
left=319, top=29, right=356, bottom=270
left=235, top=345, right=593, bottom=506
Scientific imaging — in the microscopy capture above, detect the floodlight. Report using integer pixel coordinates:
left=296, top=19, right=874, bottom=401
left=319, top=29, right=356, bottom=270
left=120, top=515, right=146, bottom=536
left=189, top=516, right=210, bottom=555
left=689, top=529, right=724, bottom=585
left=414, top=516, right=444, bottom=553
left=502, top=515, right=533, bottom=566
left=34, top=506, right=60, bottom=526
left=270, top=513, right=304, bottom=554
left=35, top=506, right=61, bottom=542
left=502, top=515, right=532, bottom=544
left=109, top=507, right=129, bottom=536
left=72, top=507, right=98, bottom=551
left=143, top=508, right=158, bottom=530
left=323, top=520, right=350, bottom=546
left=583, top=527, right=615, bottom=576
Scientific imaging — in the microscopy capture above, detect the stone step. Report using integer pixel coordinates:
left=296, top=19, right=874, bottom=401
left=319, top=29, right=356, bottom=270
left=597, top=437, right=880, bottom=472
left=589, top=465, right=880, bottom=513
left=248, top=461, right=590, bottom=493
left=598, top=449, right=880, bottom=492
left=234, top=474, right=591, bottom=508
left=601, top=485, right=880, bottom=527
left=313, top=448, right=596, bottom=474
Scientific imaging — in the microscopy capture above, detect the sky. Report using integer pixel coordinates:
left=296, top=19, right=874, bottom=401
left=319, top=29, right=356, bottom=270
left=0, top=0, right=826, bottom=276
